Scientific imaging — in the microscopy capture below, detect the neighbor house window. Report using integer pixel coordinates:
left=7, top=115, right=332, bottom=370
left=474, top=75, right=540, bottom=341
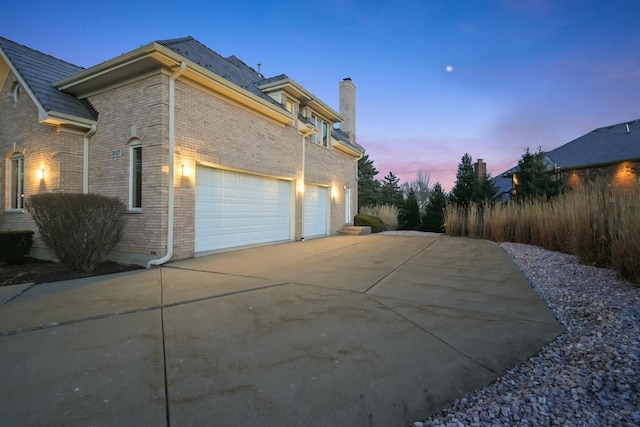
left=9, top=153, right=24, bottom=209
left=130, top=142, right=142, bottom=210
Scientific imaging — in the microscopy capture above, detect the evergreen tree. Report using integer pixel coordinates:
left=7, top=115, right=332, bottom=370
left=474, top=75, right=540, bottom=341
left=357, top=153, right=381, bottom=210
left=450, top=153, right=496, bottom=208
left=450, top=153, right=477, bottom=209
left=421, top=182, right=447, bottom=232
left=399, top=189, right=421, bottom=230
left=513, top=147, right=562, bottom=201
left=380, top=171, right=404, bottom=207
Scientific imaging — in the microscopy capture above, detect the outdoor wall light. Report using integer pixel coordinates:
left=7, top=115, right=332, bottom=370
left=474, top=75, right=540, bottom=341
left=36, top=168, right=44, bottom=180
left=343, top=184, right=347, bottom=190
left=182, top=165, right=191, bottom=177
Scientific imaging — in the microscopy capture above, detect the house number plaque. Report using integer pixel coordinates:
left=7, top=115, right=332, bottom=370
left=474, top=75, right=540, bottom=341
left=112, top=149, right=122, bottom=158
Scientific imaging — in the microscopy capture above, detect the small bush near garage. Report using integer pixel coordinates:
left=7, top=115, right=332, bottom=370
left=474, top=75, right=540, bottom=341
left=0, top=230, right=34, bottom=264
left=26, top=193, right=126, bottom=274
left=359, top=204, right=399, bottom=230
left=355, top=214, right=385, bottom=233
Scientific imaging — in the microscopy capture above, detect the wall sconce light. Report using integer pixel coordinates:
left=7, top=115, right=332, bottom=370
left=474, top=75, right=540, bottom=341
left=298, top=181, right=305, bottom=194
left=36, top=168, right=44, bottom=180
left=182, top=165, right=191, bottom=177
left=343, top=184, right=347, bottom=190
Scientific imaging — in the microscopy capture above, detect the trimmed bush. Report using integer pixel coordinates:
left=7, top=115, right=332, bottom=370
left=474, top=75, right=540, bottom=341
left=359, top=204, right=399, bottom=230
left=354, top=214, right=385, bottom=233
left=26, top=193, right=126, bottom=274
left=0, top=230, right=34, bottom=264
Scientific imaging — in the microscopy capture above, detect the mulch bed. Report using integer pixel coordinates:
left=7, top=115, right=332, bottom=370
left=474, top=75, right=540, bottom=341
left=0, top=258, right=143, bottom=287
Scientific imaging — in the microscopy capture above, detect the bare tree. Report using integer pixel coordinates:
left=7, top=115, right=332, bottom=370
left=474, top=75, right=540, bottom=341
left=401, top=169, right=432, bottom=213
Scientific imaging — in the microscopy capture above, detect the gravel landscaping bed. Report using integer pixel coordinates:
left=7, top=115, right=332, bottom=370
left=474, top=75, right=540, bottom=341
left=414, top=241, right=640, bottom=427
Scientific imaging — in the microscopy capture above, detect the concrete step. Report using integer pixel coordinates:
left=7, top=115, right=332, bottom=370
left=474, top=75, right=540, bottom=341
left=339, top=226, right=371, bottom=236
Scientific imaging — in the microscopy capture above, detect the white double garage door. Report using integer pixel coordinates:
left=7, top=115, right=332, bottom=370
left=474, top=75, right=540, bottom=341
left=195, top=167, right=328, bottom=252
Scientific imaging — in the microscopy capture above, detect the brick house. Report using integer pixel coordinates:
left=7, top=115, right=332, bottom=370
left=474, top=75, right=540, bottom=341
left=0, top=36, right=364, bottom=266
left=494, top=119, right=640, bottom=200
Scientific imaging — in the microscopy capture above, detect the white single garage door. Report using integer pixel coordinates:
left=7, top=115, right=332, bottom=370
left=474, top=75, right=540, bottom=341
left=195, top=167, right=291, bottom=252
left=303, top=185, right=328, bottom=238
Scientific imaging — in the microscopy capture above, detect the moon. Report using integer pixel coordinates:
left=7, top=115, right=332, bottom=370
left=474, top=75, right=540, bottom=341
left=445, top=65, right=454, bottom=72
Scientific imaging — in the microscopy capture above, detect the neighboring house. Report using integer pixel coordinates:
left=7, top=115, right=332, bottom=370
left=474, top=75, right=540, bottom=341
left=494, top=119, right=640, bottom=200
left=0, top=36, right=364, bottom=265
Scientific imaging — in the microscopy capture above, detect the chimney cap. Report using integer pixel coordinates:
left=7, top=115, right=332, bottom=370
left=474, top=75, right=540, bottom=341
left=343, top=77, right=352, bottom=81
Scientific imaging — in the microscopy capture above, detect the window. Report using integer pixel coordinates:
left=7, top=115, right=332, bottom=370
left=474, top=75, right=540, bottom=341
left=321, top=122, right=328, bottom=147
left=309, top=114, right=329, bottom=147
left=130, top=142, right=142, bottom=210
left=9, top=153, right=24, bottom=209
left=286, top=99, right=294, bottom=113
left=310, top=114, right=318, bottom=143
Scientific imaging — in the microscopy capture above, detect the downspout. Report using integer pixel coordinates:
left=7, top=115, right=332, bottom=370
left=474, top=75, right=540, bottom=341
left=354, top=151, right=363, bottom=214
left=147, top=61, right=186, bottom=268
left=300, top=124, right=317, bottom=241
left=300, top=132, right=306, bottom=240
left=82, top=124, right=97, bottom=194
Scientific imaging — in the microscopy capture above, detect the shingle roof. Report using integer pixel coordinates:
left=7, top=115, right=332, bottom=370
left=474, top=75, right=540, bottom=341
left=332, top=127, right=364, bottom=153
left=546, top=119, right=640, bottom=169
left=496, top=119, right=640, bottom=182
left=155, top=36, right=282, bottom=108
left=0, top=36, right=97, bottom=121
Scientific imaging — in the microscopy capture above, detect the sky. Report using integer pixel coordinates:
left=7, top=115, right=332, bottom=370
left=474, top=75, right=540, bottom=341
left=4, top=0, right=640, bottom=191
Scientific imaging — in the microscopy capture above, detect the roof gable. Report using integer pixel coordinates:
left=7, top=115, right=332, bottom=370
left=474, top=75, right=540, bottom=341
left=0, top=36, right=97, bottom=123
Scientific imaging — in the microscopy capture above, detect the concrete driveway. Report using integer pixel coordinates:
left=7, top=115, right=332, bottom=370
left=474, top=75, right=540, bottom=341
left=0, top=234, right=562, bottom=427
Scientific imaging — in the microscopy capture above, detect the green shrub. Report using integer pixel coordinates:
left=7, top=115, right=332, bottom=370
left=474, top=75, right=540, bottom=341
left=0, top=230, right=34, bottom=264
left=354, top=214, right=385, bottom=233
left=359, top=204, right=399, bottom=230
left=26, top=193, right=126, bottom=274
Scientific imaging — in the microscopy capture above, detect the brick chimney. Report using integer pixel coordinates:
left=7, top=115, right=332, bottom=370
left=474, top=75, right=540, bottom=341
left=339, top=77, right=356, bottom=143
left=474, top=159, right=487, bottom=179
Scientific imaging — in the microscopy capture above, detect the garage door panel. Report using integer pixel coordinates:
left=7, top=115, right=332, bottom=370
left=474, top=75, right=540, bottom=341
left=195, top=167, right=290, bottom=252
left=303, top=185, right=328, bottom=238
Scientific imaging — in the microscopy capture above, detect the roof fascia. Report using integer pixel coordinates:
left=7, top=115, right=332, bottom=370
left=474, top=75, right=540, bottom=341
left=331, top=137, right=363, bottom=157
left=258, top=78, right=311, bottom=102
left=259, top=77, right=342, bottom=123
left=40, top=110, right=97, bottom=128
left=56, top=42, right=295, bottom=126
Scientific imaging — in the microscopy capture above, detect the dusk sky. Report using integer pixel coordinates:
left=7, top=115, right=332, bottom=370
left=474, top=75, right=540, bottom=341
left=4, top=0, right=639, bottom=191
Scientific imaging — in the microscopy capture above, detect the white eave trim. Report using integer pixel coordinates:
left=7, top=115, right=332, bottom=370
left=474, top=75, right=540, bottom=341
left=55, top=42, right=295, bottom=126
left=40, top=110, right=97, bottom=128
left=259, top=77, right=343, bottom=123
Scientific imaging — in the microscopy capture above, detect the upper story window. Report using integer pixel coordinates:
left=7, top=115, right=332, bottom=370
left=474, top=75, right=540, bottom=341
left=9, top=153, right=24, bottom=209
left=10, top=82, right=21, bottom=104
left=286, top=99, right=294, bottom=114
left=130, top=140, right=142, bottom=210
left=309, top=114, right=329, bottom=148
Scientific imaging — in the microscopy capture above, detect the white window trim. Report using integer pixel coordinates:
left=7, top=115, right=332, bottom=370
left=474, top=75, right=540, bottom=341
left=9, top=153, right=24, bottom=210
left=129, top=141, right=142, bottom=211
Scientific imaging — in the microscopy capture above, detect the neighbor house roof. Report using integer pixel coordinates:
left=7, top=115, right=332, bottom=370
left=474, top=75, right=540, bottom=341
left=0, top=36, right=97, bottom=123
left=496, top=118, right=640, bottom=182
left=545, top=119, right=640, bottom=169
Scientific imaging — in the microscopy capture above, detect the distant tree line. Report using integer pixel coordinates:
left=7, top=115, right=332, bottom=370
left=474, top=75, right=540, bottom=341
left=357, top=146, right=560, bottom=233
